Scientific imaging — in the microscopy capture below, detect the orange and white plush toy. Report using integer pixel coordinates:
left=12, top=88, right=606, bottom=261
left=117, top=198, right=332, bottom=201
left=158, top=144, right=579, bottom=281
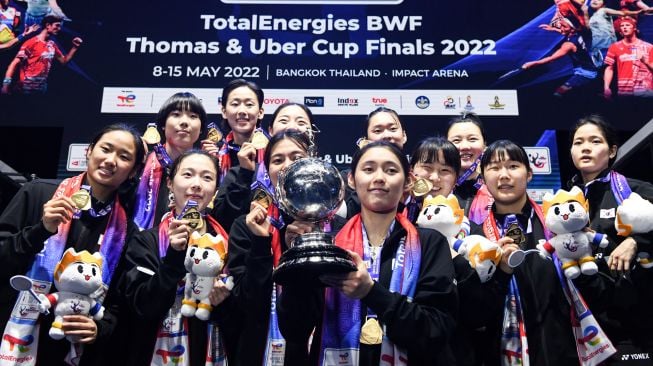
left=181, top=232, right=231, bottom=321
left=615, top=192, right=653, bottom=268
left=537, top=186, right=609, bottom=279
left=416, top=195, right=499, bottom=282
left=455, top=235, right=502, bottom=283
left=38, top=248, right=105, bottom=341
left=415, top=194, right=469, bottom=246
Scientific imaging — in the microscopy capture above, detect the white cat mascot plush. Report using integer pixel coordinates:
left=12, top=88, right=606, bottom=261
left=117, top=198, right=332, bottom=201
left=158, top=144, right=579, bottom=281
left=537, top=186, right=609, bottom=279
left=181, top=231, right=231, bottom=321
left=416, top=194, right=469, bottom=246
left=416, top=195, right=499, bottom=282
left=615, top=192, right=653, bottom=268
left=454, top=235, right=502, bottom=283
left=37, top=248, right=105, bottom=341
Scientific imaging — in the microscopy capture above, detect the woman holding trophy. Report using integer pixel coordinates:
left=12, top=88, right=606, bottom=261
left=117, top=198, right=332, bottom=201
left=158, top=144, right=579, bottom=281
left=226, top=130, right=312, bottom=365
left=277, top=141, right=458, bottom=365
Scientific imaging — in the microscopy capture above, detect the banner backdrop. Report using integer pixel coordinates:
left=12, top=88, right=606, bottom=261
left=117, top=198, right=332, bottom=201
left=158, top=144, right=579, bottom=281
left=0, top=0, right=652, bottom=177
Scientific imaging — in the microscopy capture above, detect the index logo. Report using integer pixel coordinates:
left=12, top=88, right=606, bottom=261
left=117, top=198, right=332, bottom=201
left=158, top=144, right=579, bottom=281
left=304, top=96, right=324, bottom=107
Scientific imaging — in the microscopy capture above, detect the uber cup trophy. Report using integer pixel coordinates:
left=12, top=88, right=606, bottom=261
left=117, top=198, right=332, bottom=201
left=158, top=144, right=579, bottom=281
left=272, top=157, right=357, bottom=286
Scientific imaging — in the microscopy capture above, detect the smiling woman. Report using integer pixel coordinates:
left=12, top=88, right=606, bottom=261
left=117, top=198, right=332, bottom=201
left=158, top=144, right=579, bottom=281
left=134, top=92, right=208, bottom=231
left=0, top=123, right=145, bottom=366
left=277, top=141, right=458, bottom=365
left=122, top=150, right=233, bottom=366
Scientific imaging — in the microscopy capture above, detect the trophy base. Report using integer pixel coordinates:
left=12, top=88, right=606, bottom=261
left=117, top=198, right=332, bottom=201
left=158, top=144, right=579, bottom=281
left=272, top=241, right=357, bottom=286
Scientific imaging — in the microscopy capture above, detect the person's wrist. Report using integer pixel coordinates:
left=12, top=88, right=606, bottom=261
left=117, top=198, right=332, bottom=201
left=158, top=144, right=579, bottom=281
left=3, top=77, right=11, bottom=85
left=17, top=34, right=24, bottom=42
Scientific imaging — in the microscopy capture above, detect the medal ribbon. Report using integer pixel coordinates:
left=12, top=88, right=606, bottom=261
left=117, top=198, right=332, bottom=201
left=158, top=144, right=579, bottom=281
left=455, top=154, right=483, bottom=187
left=154, top=213, right=228, bottom=366
left=261, top=201, right=285, bottom=366
left=484, top=199, right=545, bottom=366
left=319, top=214, right=419, bottom=366
left=0, top=173, right=127, bottom=365
left=74, top=185, right=113, bottom=219
left=134, top=151, right=164, bottom=230
left=552, top=255, right=617, bottom=365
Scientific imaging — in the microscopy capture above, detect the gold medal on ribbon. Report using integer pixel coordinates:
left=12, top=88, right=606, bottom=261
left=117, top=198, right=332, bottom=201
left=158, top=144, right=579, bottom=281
left=411, top=177, right=433, bottom=197
left=506, top=223, right=526, bottom=246
left=71, top=189, right=91, bottom=211
left=360, top=317, right=383, bottom=345
left=142, top=123, right=161, bottom=145
left=252, top=188, right=272, bottom=210
left=356, top=137, right=370, bottom=149
left=182, top=207, right=204, bottom=230
left=207, top=126, right=223, bottom=143
left=251, top=130, right=269, bottom=150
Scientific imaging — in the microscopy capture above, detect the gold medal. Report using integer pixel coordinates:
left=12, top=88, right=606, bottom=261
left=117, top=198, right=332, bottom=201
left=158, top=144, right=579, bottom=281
left=182, top=208, right=204, bottom=230
left=252, top=188, right=272, bottom=210
left=142, top=123, right=161, bottom=145
left=411, top=177, right=433, bottom=197
left=360, top=317, right=383, bottom=345
left=251, top=130, right=269, bottom=149
left=71, top=189, right=91, bottom=210
left=207, top=126, right=223, bottom=143
left=506, top=223, right=526, bottom=246
left=356, top=137, right=370, bottom=149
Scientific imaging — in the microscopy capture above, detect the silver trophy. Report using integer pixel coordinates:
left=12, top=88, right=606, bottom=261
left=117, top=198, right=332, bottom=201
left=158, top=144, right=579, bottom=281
left=272, top=157, right=357, bottom=286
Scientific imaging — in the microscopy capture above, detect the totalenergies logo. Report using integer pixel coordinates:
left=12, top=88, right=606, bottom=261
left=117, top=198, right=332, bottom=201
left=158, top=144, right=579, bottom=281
left=155, top=345, right=185, bottom=365
left=579, top=325, right=601, bottom=347
left=3, top=334, right=34, bottom=353
left=116, top=94, right=136, bottom=107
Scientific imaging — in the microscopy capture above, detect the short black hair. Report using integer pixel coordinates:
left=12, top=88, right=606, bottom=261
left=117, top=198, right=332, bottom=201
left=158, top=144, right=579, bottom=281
left=267, top=102, right=315, bottom=131
left=263, top=129, right=312, bottom=171
left=220, top=79, right=264, bottom=133
left=446, top=112, right=487, bottom=144
left=410, top=136, right=461, bottom=178
left=156, top=92, right=208, bottom=133
left=480, top=140, right=532, bottom=175
left=570, top=114, right=619, bottom=167
left=168, top=149, right=220, bottom=180
left=364, top=107, right=402, bottom=136
left=351, top=140, right=410, bottom=182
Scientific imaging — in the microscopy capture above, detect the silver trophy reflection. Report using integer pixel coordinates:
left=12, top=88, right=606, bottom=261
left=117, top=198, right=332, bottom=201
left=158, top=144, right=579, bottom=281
left=272, top=157, right=357, bottom=286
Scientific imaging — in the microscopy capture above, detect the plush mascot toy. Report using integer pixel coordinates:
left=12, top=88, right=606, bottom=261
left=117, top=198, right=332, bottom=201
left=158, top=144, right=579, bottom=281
left=415, top=194, right=469, bottom=246
left=416, top=194, right=499, bottom=282
left=455, top=235, right=502, bottom=283
left=181, top=231, right=231, bottom=321
left=37, top=248, right=105, bottom=341
left=615, top=192, right=653, bottom=268
left=537, top=186, right=609, bottom=279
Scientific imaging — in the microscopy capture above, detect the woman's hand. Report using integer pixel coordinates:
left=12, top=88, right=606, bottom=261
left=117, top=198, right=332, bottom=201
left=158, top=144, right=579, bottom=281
left=245, top=202, right=271, bottom=237
left=237, top=142, right=257, bottom=171
left=608, top=237, right=637, bottom=275
left=320, top=250, right=374, bottom=299
left=497, top=237, right=519, bottom=274
left=209, top=274, right=233, bottom=306
left=200, top=139, right=219, bottom=155
left=42, top=197, right=76, bottom=233
left=62, top=315, right=97, bottom=344
left=168, top=219, right=192, bottom=251
left=284, top=220, right=315, bottom=247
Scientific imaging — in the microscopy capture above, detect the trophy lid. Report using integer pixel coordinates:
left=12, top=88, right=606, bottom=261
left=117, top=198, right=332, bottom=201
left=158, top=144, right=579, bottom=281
left=276, top=157, right=345, bottom=223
